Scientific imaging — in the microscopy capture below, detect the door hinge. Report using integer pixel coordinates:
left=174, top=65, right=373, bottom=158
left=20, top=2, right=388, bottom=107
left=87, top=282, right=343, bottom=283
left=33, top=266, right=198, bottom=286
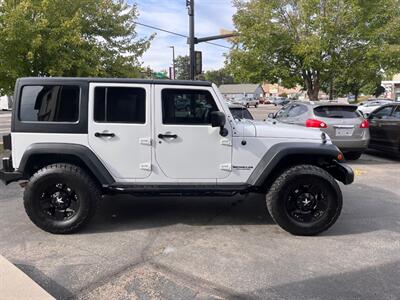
left=139, top=163, right=152, bottom=171
left=220, top=139, right=232, bottom=146
left=220, top=163, right=232, bottom=171
left=139, top=137, right=152, bottom=146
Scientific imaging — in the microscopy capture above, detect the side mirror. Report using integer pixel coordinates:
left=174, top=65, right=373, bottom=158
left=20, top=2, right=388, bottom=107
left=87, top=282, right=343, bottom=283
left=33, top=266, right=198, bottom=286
left=211, top=111, right=228, bottom=137
left=268, top=112, right=275, bottom=119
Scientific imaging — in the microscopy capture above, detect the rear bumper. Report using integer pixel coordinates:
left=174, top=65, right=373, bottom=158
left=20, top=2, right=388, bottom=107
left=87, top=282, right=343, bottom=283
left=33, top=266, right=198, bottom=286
left=333, top=139, right=369, bottom=152
left=0, top=169, right=23, bottom=185
left=0, top=154, right=23, bottom=185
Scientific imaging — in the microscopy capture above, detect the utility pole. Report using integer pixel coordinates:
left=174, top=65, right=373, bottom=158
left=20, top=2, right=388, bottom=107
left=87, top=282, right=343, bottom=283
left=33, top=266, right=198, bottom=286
left=186, top=0, right=238, bottom=80
left=169, top=46, right=176, bottom=79
left=187, top=0, right=196, bottom=80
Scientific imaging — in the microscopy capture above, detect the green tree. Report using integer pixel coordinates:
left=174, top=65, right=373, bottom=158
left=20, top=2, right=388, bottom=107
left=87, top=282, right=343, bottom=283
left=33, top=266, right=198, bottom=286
left=204, top=68, right=235, bottom=86
left=174, top=55, right=190, bottom=80
left=0, top=0, right=153, bottom=94
left=228, top=0, right=400, bottom=100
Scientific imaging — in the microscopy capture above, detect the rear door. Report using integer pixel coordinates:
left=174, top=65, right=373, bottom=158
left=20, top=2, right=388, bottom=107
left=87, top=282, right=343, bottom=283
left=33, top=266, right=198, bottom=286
left=154, top=85, right=232, bottom=180
left=88, top=83, right=152, bottom=180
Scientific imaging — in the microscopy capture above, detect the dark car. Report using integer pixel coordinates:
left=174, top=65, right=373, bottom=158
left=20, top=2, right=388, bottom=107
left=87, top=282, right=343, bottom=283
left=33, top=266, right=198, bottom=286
left=368, top=103, right=400, bottom=155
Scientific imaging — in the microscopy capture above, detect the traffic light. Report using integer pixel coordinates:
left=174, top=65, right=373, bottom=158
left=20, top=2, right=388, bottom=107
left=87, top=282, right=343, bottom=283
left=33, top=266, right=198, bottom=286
left=195, top=51, right=202, bottom=75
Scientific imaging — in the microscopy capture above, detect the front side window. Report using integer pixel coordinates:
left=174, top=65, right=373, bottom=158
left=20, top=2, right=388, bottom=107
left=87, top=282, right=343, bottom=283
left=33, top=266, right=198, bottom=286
left=94, top=87, right=146, bottom=123
left=372, top=106, right=394, bottom=119
left=275, top=105, right=291, bottom=119
left=20, top=85, right=80, bottom=122
left=288, top=104, right=308, bottom=117
left=162, top=89, right=218, bottom=124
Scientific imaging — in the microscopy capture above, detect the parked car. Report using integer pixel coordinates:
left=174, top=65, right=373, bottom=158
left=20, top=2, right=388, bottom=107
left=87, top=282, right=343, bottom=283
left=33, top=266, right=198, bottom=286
left=269, top=102, right=370, bottom=160
left=358, top=99, right=392, bottom=117
left=272, top=97, right=291, bottom=106
left=368, top=103, right=400, bottom=155
left=227, top=103, right=254, bottom=120
left=0, top=77, right=354, bottom=236
left=232, top=97, right=259, bottom=108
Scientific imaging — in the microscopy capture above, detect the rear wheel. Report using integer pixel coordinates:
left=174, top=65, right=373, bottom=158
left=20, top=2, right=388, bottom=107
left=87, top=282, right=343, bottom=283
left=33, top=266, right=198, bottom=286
left=24, top=164, right=101, bottom=234
left=255, top=103, right=258, bottom=108
left=345, top=151, right=363, bottom=160
left=266, top=165, right=342, bottom=236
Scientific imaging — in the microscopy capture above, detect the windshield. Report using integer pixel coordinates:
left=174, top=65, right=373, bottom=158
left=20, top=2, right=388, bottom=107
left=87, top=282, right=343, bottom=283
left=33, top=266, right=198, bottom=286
left=229, top=108, right=254, bottom=120
left=314, top=106, right=360, bottom=118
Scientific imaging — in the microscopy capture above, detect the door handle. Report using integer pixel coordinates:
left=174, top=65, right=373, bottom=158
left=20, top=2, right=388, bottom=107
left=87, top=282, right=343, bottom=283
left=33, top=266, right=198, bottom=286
left=158, top=133, right=178, bottom=139
left=95, top=132, right=115, bottom=138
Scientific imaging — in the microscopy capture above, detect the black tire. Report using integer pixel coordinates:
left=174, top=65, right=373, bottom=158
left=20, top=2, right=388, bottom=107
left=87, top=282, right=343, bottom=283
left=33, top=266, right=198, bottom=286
left=266, top=165, right=342, bottom=236
left=255, top=103, right=258, bottom=108
left=345, top=151, right=363, bottom=161
left=246, top=103, right=250, bottom=108
left=24, top=164, right=101, bottom=234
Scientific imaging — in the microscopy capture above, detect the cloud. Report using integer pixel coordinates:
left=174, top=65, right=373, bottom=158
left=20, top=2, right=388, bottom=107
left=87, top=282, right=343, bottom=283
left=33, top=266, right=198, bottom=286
left=131, top=0, right=235, bottom=71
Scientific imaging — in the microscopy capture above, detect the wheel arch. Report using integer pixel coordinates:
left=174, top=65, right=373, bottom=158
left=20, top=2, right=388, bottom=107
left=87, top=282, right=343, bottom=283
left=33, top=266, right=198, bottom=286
left=19, top=143, right=115, bottom=186
left=248, top=142, right=354, bottom=191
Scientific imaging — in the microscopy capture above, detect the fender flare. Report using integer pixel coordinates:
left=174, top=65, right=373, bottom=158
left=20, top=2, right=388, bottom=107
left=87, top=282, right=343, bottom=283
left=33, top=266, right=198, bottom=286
left=18, top=143, right=115, bottom=185
left=247, top=142, right=353, bottom=186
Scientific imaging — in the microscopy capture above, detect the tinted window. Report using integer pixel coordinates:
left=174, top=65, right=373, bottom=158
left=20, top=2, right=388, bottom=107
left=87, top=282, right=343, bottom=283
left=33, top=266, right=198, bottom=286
left=94, top=87, right=146, bottom=123
left=162, top=89, right=218, bottom=124
left=288, top=104, right=308, bottom=117
left=314, top=106, right=359, bottom=118
left=229, top=108, right=254, bottom=120
left=372, top=106, right=394, bottom=119
left=392, top=106, right=400, bottom=119
left=20, top=85, right=79, bottom=122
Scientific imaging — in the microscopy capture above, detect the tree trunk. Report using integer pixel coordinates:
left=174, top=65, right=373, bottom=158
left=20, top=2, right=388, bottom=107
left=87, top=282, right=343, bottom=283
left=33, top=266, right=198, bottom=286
left=303, top=70, right=320, bottom=101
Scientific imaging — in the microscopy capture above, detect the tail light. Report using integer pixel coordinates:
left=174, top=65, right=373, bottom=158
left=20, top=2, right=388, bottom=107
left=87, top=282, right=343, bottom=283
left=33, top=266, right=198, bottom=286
left=360, top=120, right=369, bottom=128
left=306, top=119, right=328, bottom=128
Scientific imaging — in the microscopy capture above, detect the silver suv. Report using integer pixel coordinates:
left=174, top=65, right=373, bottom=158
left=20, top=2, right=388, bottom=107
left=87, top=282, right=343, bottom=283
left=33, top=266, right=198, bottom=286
left=270, top=102, right=370, bottom=160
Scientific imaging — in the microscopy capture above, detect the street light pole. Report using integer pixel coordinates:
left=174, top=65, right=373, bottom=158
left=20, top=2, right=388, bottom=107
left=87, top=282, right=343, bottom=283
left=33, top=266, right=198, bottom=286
left=169, top=46, right=176, bottom=79
left=187, top=0, right=195, bottom=80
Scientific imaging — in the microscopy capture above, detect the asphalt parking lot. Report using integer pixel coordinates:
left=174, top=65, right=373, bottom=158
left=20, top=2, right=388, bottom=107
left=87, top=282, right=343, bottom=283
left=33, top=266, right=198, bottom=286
left=1, top=105, right=400, bottom=299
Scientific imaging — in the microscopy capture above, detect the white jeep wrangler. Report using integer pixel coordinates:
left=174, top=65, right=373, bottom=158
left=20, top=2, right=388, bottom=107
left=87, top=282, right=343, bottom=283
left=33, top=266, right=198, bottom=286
left=0, top=78, right=354, bottom=235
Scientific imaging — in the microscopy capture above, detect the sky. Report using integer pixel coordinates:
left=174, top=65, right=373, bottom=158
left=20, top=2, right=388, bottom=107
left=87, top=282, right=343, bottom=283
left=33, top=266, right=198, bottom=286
left=130, top=0, right=236, bottom=72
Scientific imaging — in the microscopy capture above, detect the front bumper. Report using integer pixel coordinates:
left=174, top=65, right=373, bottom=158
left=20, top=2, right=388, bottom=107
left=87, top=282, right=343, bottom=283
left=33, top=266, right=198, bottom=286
left=326, top=161, right=354, bottom=185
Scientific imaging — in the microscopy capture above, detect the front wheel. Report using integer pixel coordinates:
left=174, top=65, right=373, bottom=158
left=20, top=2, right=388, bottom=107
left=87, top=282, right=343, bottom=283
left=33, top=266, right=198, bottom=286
left=24, top=164, right=101, bottom=234
left=266, top=165, right=342, bottom=236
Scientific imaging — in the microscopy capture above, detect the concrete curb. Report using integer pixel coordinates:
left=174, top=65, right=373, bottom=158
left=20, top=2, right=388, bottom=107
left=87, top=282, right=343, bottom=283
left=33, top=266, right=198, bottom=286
left=0, top=255, right=55, bottom=300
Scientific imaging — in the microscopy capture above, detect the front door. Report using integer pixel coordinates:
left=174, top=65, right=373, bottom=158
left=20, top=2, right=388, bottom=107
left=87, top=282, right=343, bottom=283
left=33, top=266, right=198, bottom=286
left=88, top=83, right=152, bottom=180
left=369, top=106, right=395, bottom=149
left=154, top=85, right=232, bottom=180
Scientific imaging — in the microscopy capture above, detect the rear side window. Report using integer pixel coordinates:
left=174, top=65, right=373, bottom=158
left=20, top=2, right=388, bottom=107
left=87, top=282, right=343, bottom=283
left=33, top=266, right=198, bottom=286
left=19, top=85, right=80, bottom=122
left=162, top=89, right=218, bottom=125
left=94, top=87, right=146, bottom=123
left=314, top=106, right=359, bottom=119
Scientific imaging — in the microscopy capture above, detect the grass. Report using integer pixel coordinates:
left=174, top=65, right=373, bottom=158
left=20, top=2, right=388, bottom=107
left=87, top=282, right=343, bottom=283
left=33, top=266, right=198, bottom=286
left=0, top=143, right=3, bottom=154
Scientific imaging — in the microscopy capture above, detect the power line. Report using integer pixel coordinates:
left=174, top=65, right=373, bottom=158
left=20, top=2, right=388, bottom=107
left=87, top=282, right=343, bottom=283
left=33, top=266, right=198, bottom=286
left=134, top=21, right=231, bottom=50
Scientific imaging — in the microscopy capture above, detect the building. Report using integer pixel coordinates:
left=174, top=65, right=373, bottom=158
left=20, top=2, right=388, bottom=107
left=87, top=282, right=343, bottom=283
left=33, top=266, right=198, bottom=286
left=0, top=95, right=12, bottom=110
left=262, top=83, right=303, bottom=99
left=219, top=84, right=264, bottom=100
left=382, top=74, right=400, bottom=101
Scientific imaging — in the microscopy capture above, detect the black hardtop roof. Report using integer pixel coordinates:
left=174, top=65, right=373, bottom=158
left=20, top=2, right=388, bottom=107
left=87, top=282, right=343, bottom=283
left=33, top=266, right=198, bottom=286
left=17, top=77, right=213, bottom=87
